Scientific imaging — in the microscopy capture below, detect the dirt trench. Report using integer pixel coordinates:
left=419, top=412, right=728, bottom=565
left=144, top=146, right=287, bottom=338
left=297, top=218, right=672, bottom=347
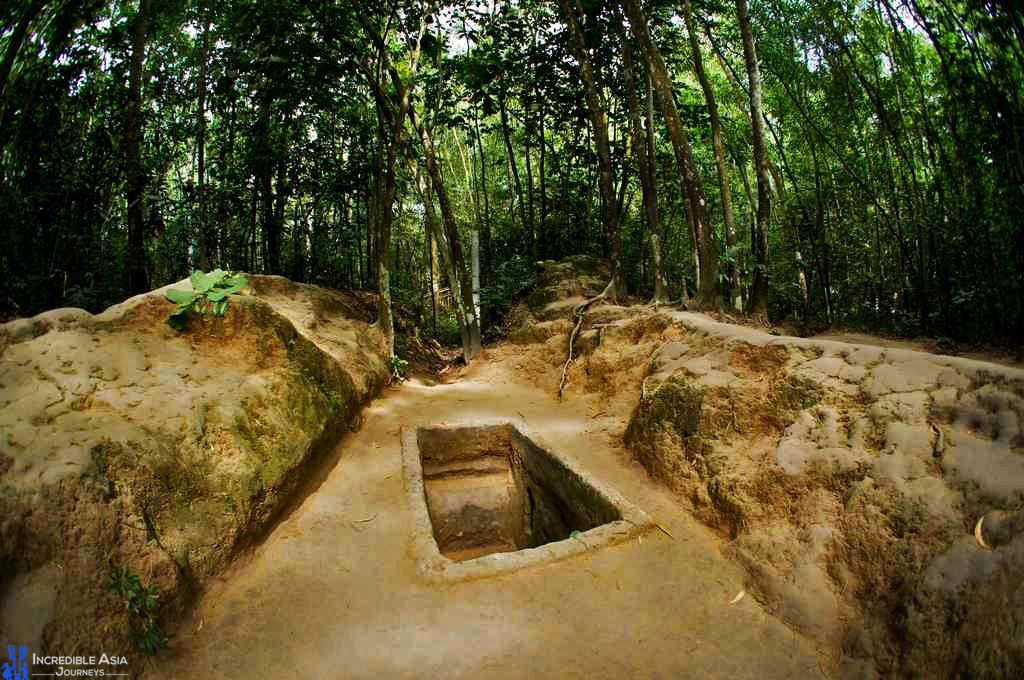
left=144, top=345, right=826, bottom=680
left=144, top=258, right=1024, bottom=679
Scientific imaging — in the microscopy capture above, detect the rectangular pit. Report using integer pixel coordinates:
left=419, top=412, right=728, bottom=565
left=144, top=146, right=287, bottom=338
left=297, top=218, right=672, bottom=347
left=401, top=423, right=652, bottom=582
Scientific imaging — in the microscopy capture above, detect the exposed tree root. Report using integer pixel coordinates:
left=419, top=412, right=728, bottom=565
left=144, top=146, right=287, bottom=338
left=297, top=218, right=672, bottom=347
left=558, top=293, right=606, bottom=400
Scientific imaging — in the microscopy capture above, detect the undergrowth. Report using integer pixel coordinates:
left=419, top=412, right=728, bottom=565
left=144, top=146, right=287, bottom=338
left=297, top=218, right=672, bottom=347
left=108, top=564, right=169, bottom=655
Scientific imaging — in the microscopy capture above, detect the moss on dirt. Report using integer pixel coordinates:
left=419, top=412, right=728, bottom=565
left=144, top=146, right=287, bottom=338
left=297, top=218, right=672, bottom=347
left=902, top=553, right=1024, bottom=678
left=839, top=484, right=957, bottom=601
left=509, top=320, right=572, bottom=346
left=624, top=375, right=708, bottom=488
left=1, top=276, right=389, bottom=673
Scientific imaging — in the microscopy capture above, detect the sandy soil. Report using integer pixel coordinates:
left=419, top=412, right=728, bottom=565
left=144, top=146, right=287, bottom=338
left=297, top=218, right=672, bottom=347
left=145, top=344, right=826, bottom=680
left=810, top=331, right=1024, bottom=371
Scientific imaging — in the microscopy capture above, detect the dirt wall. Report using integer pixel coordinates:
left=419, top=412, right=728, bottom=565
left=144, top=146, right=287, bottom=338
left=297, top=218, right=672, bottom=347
left=0, top=276, right=389, bottom=674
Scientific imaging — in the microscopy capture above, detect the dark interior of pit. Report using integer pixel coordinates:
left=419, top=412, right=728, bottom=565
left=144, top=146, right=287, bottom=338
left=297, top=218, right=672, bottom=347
left=416, top=424, right=621, bottom=561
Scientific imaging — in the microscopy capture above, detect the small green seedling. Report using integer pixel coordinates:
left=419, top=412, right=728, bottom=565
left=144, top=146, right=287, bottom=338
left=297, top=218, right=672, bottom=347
left=109, top=563, right=169, bottom=655
left=165, top=270, right=248, bottom=331
left=389, top=355, right=409, bottom=382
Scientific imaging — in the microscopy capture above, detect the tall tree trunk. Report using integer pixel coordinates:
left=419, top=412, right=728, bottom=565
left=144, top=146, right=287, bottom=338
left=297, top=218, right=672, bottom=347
left=216, top=86, right=238, bottom=267
left=498, top=91, right=530, bottom=252
left=473, top=104, right=493, bottom=287
left=0, top=0, right=46, bottom=118
left=125, top=0, right=151, bottom=295
left=354, top=4, right=426, bottom=358
left=363, top=10, right=481, bottom=360
left=559, top=0, right=625, bottom=298
left=256, top=90, right=274, bottom=273
left=736, top=0, right=771, bottom=317
left=539, top=103, right=548, bottom=253
left=524, top=113, right=536, bottom=259
left=683, top=0, right=738, bottom=307
left=272, top=151, right=287, bottom=273
left=619, top=23, right=669, bottom=303
left=622, top=0, right=720, bottom=307
left=408, top=105, right=482, bottom=360
left=196, top=14, right=211, bottom=271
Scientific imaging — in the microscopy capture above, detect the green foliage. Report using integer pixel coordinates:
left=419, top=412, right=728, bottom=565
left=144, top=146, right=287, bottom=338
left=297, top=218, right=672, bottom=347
left=108, top=564, right=169, bottom=656
left=388, top=355, right=410, bottom=382
left=164, top=270, right=248, bottom=331
left=1, top=0, right=1022, bottom=349
left=428, top=312, right=463, bottom=348
left=480, top=254, right=537, bottom=321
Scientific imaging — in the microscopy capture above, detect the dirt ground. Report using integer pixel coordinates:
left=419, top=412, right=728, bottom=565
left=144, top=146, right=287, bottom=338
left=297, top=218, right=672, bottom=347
left=0, top=277, right=389, bottom=672
left=144, top=345, right=827, bottom=680
left=140, top=260, right=1024, bottom=679
left=7, top=259, right=1022, bottom=678
left=809, top=331, right=1024, bottom=371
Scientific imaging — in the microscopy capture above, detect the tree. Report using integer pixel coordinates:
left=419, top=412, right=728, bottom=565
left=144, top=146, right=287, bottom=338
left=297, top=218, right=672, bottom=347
left=683, top=0, right=738, bottom=309
left=125, top=0, right=152, bottom=295
left=735, top=0, right=770, bottom=317
left=617, top=14, right=669, bottom=303
left=559, top=0, right=625, bottom=299
left=622, top=0, right=720, bottom=308
left=353, top=1, right=425, bottom=359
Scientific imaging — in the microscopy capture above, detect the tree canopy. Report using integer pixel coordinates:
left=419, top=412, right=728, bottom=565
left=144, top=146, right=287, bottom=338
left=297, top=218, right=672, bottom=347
left=2, top=0, right=1022, bottom=352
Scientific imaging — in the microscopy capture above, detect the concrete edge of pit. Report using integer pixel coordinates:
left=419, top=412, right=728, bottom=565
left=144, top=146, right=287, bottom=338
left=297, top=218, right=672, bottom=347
left=399, top=421, right=656, bottom=585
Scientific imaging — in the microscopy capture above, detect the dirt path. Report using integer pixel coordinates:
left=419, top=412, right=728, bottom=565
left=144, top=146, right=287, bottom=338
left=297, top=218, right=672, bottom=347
left=146, top=344, right=825, bottom=679
left=810, top=331, right=1024, bottom=370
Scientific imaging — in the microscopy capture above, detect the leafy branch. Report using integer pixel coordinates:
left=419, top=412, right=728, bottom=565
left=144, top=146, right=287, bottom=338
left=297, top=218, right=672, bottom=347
left=108, top=563, right=169, bottom=655
left=164, top=270, right=248, bottom=331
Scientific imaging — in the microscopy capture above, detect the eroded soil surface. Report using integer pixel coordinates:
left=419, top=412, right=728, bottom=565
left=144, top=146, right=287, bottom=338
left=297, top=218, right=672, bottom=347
left=146, top=345, right=826, bottom=680
left=0, top=277, right=389, bottom=671
left=7, top=258, right=1023, bottom=679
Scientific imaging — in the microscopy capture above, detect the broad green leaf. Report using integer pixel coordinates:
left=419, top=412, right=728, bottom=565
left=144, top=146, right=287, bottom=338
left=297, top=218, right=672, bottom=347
left=165, top=288, right=196, bottom=305
left=220, top=283, right=246, bottom=298
left=207, top=289, right=228, bottom=302
left=190, top=270, right=213, bottom=293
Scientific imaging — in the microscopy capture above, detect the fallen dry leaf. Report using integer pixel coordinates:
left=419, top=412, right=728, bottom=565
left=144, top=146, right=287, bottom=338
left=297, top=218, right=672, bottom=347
left=974, top=516, right=991, bottom=550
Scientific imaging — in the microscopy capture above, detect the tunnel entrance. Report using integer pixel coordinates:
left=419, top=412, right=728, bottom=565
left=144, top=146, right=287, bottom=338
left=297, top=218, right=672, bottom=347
left=414, top=424, right=624, bottom=561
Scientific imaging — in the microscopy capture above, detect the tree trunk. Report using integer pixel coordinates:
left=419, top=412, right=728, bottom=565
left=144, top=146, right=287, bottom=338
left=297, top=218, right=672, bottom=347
left=498, top=91, right=530, bottom=253
left=354, top=5, right=427, bottom=358
left=196, top=14, right=210, bottom=272
left=0, top=0, right=46, bottom=119
left=256, top=91, right=275, bottom=273
left=619, top=23, right=669, bottom=303
left=683, top=0, right=737, bottom=305
left=539, top=117, right=548, bottom=253
left=736, top=0, right=771, bottom=317
left=524, top=119, right=536, bottom=259
left=125, top=0, right=151, bottom=295
left=472, top=230, right=481, bottom=323
left=409, top=105, right=482, bottom=360
left=473, top=105, right=493, bottom=287
left=560, top=0, right=626, bottom=298
left=622, top=0, right=719, bottom=307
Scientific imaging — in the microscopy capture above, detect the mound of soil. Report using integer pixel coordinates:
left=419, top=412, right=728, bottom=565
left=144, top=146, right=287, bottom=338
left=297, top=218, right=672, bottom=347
left=624, top=315, right=1024, bottom=679
left=0, top=276, right=389, bottom=674
left=504, top=256, right=1024, bottom=679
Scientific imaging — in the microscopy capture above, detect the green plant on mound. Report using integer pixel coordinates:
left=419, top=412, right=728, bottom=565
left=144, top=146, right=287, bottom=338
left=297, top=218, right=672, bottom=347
left=165, top=270, right=248, bottom=331
left=108, top=564, right=169, bottom=655
left=388, top=354, right=409, bottom=382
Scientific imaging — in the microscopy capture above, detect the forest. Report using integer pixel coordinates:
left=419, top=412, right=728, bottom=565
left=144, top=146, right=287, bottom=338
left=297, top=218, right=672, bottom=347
left=1, top=0, right=1022, bottom=357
